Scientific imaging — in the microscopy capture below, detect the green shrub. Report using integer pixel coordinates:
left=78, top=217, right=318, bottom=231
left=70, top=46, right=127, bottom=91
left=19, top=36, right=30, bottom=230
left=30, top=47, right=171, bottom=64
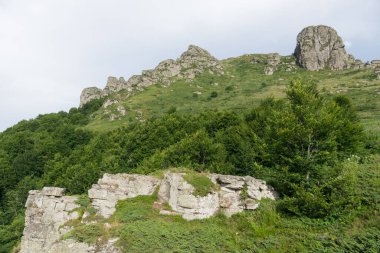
left=225, top=85, right=233, bottom=91
left=183, top=173, right=218, bottom=196
left=210, top=91, right=218, bottom=98
left=62, top=223, right=105, bottom=245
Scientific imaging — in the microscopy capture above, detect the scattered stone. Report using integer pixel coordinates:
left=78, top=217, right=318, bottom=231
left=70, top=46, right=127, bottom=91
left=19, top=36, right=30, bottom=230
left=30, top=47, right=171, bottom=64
left=264, top=66, right=275, bottom=75
left=294, top=25, right=351, bottom=70
left=263, top=53, right=281, bottom=75
left=371, top=60, right=380, bottom=67
left=352, top=59, right=365, bottom=70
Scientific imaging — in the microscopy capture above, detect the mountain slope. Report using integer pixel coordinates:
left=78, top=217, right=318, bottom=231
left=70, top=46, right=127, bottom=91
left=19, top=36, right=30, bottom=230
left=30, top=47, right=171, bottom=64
left=0, top=25, right=379, bottom=252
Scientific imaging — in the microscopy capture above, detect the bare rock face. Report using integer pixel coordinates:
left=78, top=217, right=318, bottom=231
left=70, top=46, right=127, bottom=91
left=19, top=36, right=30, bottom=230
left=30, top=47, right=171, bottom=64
left=19, top=187, right=80, bottom=253
left=294, top=25, right=350, bottom=70
left=88, top=173, right=160, bottom=218
left=158, top=172, right=220, bottom=220
left=103, top=76, right=131, bottom=94
left=79, top=45, right=224, bottom=106
left=80, top=87, right=103, bottom=107
left=158, top=172, right=278, bottom=220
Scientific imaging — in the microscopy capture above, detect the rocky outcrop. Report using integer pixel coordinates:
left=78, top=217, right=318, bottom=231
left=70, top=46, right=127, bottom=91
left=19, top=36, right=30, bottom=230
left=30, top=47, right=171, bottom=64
left=79, top=45, right=224, bottom=106
left=158, top=172, right=278, bottom=220
left=103, top=77, right=130, bottom=94
left=264, top=53, right=281, bottom=75
left=88, top=173, right=160, bottom=218
left=20, top=171, right=277, bottom=252
left=80, top=87, right=103, bottom=107
left=294, top=25, right=351, bottom=71
left=85, top=172, right=277, bottom=220
left=19, top=187, right=80, bottom=253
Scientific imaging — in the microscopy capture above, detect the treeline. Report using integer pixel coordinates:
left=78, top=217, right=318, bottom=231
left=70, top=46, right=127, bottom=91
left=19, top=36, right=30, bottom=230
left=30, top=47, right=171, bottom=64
left=0, top=80, right=372, bottom=252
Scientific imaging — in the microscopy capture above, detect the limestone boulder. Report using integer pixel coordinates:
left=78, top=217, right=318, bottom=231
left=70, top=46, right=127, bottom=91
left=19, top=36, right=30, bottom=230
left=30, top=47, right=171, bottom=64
left=20, top=188, right=80, bottom=253
left=79, top=87, right=103, bottom=107
left=159, top=172, right=278, bottom=220
left=158, top=172, right=220, bottom=220
left=294, top=25, right=350, bottom=70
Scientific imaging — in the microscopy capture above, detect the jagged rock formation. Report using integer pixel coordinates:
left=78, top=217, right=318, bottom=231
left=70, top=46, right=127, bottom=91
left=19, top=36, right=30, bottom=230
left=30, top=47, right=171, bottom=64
left=79, top=45, right=224, bottom=106
left=19, top=186, right=122, bottom=253
left=294, top=25, right=351, bottom=70
left=19, top=187, right=80, bottom=253
left=20, top=172, right=277, bottom=253
left=80, top=87, right=103, bottom=107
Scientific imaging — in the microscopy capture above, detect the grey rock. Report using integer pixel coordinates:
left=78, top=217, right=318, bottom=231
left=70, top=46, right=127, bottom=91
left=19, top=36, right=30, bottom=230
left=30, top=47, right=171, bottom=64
left=264, top=66, right=275, bottom=75
left=158, top=172, right=278, bottom=220
left=79, top=45, right=224, bottom=106
left=294, top=25, right=350, bottom=70
left=264, top=53, right=281, bottom=75
left=79, top=87, right=103, bottom=107
left=20, top=189, right=80, bottom=253
left=41, top=187, right=65, bottom=196
left=88, top=173, right=160, bottom=218
left=20, top=172, right=277, bottom=252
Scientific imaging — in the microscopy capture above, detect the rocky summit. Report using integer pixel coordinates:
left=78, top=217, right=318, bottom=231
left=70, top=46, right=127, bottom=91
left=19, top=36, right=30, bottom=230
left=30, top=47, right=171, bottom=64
left=19, top=172, right=277, bottom=253
left=294, top=25, right=353, bottom=71
left=79, top=45, right=224, bottom=106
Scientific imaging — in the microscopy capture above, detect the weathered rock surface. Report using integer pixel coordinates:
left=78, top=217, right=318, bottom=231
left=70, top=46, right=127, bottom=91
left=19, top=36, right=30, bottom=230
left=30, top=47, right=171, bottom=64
left=89, top=172, right=278, bottom=220
left=79, top=45, right=223, bottom=106
left=158, top=172, right=220, bottom=220
left=103, top=76, right=131, bottom=94
left=19, top=187, right=80, bottom=253
left=294, top=25, right=351, bottom=70
left=264, top=53, right=281, bottom=75
left=88, top=173, right=160, bottom=218
left=80, top=87, right=103, bottom=107
left=20, top=172, right=277, bottom=252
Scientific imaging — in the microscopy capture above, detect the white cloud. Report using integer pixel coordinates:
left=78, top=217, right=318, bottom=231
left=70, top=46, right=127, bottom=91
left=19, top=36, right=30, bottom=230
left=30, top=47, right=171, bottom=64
left=0, top=0, right=379, bottom=131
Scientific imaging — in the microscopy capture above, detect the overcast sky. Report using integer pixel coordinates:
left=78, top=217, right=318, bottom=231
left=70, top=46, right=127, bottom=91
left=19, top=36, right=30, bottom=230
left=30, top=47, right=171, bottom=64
left=0, top=0, right=379, bottom=131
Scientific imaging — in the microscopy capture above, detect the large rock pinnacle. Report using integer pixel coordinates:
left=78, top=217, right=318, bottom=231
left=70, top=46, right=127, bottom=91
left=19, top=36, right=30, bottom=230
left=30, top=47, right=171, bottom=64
left=294, top=25, right=351, bottom=71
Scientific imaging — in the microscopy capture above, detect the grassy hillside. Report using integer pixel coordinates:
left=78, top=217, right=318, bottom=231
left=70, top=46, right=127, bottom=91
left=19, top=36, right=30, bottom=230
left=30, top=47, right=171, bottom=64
left=86, top=54, right=380, bottom=135
left=0, top=53, right=379, bottom=252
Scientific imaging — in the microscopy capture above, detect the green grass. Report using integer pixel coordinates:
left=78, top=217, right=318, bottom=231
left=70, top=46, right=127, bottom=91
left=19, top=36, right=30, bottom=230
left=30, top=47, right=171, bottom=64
left=62, top=223, right=106, bottom=245
left=45, top=54, right=380, bottom=252
left=183, top=173, right=218, bottom=196
left=60, top=156, right=379, bottom=252
left=84, top=54, right=380, bottom=137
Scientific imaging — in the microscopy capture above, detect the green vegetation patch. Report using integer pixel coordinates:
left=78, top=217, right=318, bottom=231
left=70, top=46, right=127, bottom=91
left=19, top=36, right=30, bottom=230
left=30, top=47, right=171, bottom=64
left=62, top=223, right=106, bottom=245
left=183, top=173, right=218, bottom=196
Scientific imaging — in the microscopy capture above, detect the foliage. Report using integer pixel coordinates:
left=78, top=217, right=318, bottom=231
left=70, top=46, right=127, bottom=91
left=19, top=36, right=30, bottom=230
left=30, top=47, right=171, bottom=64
left=183, top=173, right=218, bottom=196
left=62, top=223, right=106, bottom=245
left=0, top=56, right=378, bottom=251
